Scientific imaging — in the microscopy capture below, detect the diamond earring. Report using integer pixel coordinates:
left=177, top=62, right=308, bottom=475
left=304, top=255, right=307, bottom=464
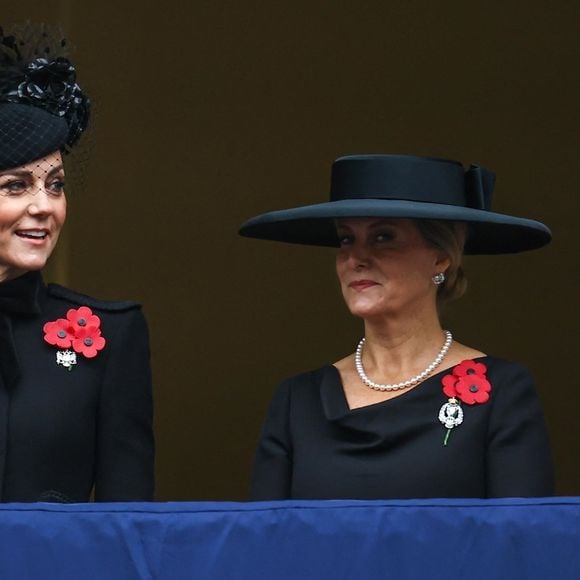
left=432, top=272, right=446, bottom=285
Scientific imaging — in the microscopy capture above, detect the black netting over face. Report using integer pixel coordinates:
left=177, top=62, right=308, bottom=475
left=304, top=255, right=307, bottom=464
left=0, top=103, right=68, bottom=171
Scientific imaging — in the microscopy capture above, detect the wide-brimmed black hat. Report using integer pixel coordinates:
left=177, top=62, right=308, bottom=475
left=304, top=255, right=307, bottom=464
left=0, top=25, right=90, bottom=171
left=239, top=154, right=551, bottom=254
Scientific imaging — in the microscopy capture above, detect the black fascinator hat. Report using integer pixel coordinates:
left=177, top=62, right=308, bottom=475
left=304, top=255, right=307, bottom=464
left=239, top=154, right=551, bottom=254
left=0, top=24, right=90, bottom=171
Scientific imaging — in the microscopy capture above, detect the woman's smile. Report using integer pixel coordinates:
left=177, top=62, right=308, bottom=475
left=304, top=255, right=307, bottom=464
left=14, top=228, right=51, bottom=244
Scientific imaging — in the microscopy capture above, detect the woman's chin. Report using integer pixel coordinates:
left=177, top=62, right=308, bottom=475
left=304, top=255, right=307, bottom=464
left=347, top=303, right=389, bottom=319
left=20, top=258, right=48, bottom=271
left=345, top=294, right=412, bottom=320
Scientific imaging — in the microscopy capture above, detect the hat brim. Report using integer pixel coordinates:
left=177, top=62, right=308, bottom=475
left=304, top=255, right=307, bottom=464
left=239, top=199, right=551, bottom=254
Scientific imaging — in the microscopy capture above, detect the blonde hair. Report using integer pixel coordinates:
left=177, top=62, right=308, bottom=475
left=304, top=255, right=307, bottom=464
left=414, top=220, right=468, bottom=308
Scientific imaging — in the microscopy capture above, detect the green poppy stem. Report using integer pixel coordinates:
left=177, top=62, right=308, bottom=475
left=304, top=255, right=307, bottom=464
left=443, top=428, right=452, bottom=446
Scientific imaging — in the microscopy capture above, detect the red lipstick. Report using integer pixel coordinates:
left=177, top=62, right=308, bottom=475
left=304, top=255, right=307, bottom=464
left=348, top=280, right=378, bottom=291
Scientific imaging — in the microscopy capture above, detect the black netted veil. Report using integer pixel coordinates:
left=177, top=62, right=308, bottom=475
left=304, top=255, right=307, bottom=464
left=0, top=24, right=90, bottom=171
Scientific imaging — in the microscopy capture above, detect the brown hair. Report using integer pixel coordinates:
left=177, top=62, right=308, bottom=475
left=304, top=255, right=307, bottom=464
left=414, top=219, right=468, bottom=308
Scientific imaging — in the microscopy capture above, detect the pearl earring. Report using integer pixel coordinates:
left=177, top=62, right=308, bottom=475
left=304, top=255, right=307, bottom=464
left=432, top=272, right=445, bottom=285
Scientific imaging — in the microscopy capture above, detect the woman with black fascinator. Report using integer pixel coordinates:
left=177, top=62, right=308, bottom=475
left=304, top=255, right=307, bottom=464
left=240, top=154, right=554, bottom=500
left=0, top=25, right=154, bottom=502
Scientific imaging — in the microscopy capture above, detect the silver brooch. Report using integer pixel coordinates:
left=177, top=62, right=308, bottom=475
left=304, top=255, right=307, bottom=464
left=438, top=398, right=463, bottom=446
left=438, top=398, right=463, bottom=429
left=56, top=349, right=77, bottom=371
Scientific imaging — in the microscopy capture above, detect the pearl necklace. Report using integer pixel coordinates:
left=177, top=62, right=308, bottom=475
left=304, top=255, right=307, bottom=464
left=355, top=330, right=453, bottom=392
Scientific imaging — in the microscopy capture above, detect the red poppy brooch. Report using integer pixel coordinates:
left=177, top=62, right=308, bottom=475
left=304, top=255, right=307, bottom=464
left=43, top=306, right=106, bottom=370
left=439, top=360, right=491, bottom=446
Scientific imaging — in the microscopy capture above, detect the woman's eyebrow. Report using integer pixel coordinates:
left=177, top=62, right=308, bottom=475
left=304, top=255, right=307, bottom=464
left=0, top=164, right=64, bottom=179
left=46, top=164, right=64, bottom=178
left=0, top=169, right=31, bottom=178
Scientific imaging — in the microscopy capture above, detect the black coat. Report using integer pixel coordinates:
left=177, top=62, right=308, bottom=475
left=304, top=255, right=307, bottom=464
left=0, top=271, right=154, bottom=502
left=251, top=357, right=554, bottom=500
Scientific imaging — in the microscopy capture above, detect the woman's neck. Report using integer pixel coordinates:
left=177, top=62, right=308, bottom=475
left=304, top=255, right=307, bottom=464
left=359, top=310, right=447, bottom=383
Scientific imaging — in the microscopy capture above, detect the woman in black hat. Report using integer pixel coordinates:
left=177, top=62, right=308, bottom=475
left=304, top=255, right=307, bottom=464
left=240, top=154, right=553, bottom=499
left=0, top=27, right=153, bottom=502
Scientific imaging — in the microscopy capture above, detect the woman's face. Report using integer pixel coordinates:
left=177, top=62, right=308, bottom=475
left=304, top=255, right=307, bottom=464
left=0, top=151, right=67, bottom=282
left=335, top=218, right=449, bottom=320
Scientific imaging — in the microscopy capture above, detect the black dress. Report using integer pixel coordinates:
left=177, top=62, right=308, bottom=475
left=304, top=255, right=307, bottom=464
left=250, top=356, right=554, bottom=500
left=0, top=271, right=154, bottom=502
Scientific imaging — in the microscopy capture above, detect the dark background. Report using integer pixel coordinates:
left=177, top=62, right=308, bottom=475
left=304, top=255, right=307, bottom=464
left=6, top=1, right=579, bottom=499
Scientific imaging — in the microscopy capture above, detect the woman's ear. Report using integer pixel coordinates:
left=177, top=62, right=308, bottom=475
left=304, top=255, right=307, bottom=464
left=435, top=252, right=450, bottom=273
